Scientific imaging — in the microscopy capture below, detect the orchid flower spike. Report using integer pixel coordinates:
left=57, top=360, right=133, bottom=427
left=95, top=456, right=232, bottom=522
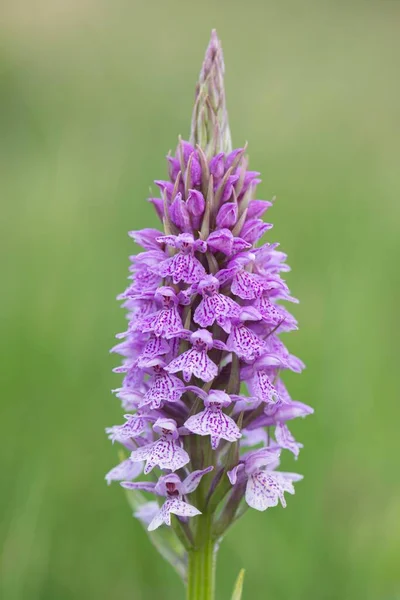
left=106, top=30, right=312, bottom=599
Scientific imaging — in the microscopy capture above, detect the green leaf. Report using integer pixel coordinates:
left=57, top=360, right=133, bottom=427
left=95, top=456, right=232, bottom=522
left=231, top=568, right=245, bottom=600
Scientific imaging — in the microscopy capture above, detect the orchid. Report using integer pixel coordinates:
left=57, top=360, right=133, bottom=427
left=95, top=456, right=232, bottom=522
left=227, top=447, right=304, bottom=511
left=184, top=387, right=242, bottom=449
left=106, top=30, right=313, bottom=600
left=122, top=468, right=213, bottom=531
left=130, top=418, right=190, bottom=474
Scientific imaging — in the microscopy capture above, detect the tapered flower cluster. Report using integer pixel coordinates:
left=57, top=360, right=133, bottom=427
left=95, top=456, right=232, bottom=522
left=106, top=31, right=312, bottom=546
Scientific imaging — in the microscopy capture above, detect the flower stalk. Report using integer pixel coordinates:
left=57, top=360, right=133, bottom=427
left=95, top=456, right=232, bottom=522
left=106, top=29, right=313, bottom=599
left=187, top=513, right=216, bottom=600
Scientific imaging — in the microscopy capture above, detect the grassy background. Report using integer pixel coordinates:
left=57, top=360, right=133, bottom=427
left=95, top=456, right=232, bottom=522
left=1, top=1, right=399, bottom=598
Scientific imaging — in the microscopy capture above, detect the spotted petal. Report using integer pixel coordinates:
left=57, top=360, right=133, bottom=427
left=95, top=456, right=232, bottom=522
left=137, top=336, right=170, bottom=368
left=194, top=293, right=240, bottom=330
left=232, top=270, right=266, bottom=300
left=226, top=324, right=266, bottom=362
left=165, top=348, right=218, bottom=382
left=148, top=498, right=201, bottom=531
left=106, top=414, right=149, bottom=443
left=135, top=306, right=183, bottom=338
left=140, top=371, right=184, bottom=409
left=246, top=471, right=286, bottom=511
left=184, top=408, right=241, bottom=449
left=159, top=253, right=206, bottom=284
left=130, top=439, right=190, bottom=474
left=247, top=370, right=280, bottom=404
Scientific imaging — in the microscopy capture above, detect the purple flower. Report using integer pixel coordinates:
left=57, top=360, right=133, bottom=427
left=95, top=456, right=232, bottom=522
left=184, top=387, right=242, bottom=449
left=218, top=253, right=267, bottom=300
left=187, top=190, right=205, bottom=229
left=226, top=307, right=267, bottom=362
left=128, top=228, right=163, bottom=250
left=263, top=400, right=314, bottom=424
left=133, top=287, right=183, bottom=338
left=138, top=358, right=185, bottom=409
left=193, top=275, right=240, bottom=331
left=254, top=293, right=298, bottom=332
left=169, top=193, right=192, bottom=232
left=164, top=330, right=226, bottom=382
left=240, top=219, right=273, bottom=245
left=130, top=418, right=189, bottom=474
left=264, top=334, right=305, bottom=373
left=106, top=413, right=151, bottom=444
left=209, top=153, right=225, bottom=180
left=157, top=234, right=207, bottom=284
left=135, top=335, right=171, bottom=368
left=122, top=467, right=213, bottom=531
left=228, top=448, right=303, bottom=511
left=241, top=359, right=282, bottom=404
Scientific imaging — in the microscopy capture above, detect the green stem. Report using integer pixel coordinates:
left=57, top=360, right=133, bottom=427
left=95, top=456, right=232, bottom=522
left=186, top=513, right=216, bottom=600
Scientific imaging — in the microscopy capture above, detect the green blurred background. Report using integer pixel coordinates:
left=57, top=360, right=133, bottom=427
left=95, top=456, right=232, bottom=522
left=1, top=1, right=399, bottom=598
